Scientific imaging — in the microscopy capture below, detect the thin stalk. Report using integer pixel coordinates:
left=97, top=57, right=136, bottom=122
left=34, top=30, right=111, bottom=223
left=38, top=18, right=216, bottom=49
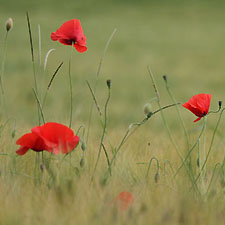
left=68, top=43, right=73, bottom=128
left=102, top=143, right=111, bottom=176
left=32, top=88, right=46, bottom=124
left=86, top=80, right=114, bottom=153
left=194, top=108, right=225, bottom=184
left=86, top=29, right=117, bottom=144
left=163, top=160, right=175, bottom=176
left=202, top=117, right=207, bottom=177
left=38, top=24, right=41, bottom=66
left=42, top=62, right=63, bottom=108
left=163, top=76, right=190, bottom=148
left=172, top=120, right=206, bottom=180
left=145, top=157, right=160, bottom=178
left=147, top=68, right=197, bottom=191
left=92, top=85, right=111, bottom=180
left=205, top=163, right=221, bottom=196
left=106, top=103, right=179, bottom=176
left=26, top=12, right=37, bottom=93
left=147, top=67, right=183, bottom=161
left=0, top=32, right=8, bottom=95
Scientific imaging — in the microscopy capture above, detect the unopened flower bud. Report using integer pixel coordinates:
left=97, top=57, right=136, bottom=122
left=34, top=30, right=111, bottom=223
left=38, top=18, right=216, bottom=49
left=106, top=79, right=111, bottom=89
left=154, top=173, right=159, bottom=183
left=218, top=101, right=222, bottom=108
left=80, top=158, right=85, bottom=168
left=196, top=158, right=200, bottom=167
left=162, top=74, right=167, bottom=82
left=143, top=103, right=152, bottom=117
left=11, top=129, right=16, bottom=138
left=81, top=141, right=86, bottom=152
left=6, top=18, right=13, bottom=32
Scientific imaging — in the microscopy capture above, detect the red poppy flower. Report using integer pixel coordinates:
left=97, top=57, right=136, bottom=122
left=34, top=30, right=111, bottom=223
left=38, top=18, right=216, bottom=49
left=16, top=122, right=79, bottom=155
left=182, top=93, right=211, bottom=122
left=115, top=191, right=134, bottom=210
left=51, top=19, right=87, bottom=53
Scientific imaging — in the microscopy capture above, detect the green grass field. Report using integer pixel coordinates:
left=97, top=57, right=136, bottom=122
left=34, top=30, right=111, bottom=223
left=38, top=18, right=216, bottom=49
left=0, top=0, right=225, bottom=224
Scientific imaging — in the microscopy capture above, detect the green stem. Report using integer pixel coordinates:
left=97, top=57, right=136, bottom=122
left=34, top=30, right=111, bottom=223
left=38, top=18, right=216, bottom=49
left=194, top=108, right=225, bottom=184
left=163, top=77, right=190, bottom=148
left=172, top=120, right=206, bottom=180
left=106, top=103, right=179, bottom=176
left=0, top=32, right=8, bottom=95
left=68, top=43, right=73, bottom=128
left=92, top=85, right=111, bottom=180
left=145, top=157, right=160, bottom=178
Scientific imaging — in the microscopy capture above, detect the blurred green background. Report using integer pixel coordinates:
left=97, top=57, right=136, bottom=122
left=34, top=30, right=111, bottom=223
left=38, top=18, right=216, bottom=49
left=0, top=0, right=225, bottom=132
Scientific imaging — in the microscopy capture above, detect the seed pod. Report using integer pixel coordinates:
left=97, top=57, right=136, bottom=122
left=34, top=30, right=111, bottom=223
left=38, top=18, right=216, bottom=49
left=6, top=18, right=13, bottom=32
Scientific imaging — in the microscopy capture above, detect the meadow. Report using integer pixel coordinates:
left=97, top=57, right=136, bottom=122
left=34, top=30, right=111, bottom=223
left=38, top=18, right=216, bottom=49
left=0, top=0, right=225, bottom=224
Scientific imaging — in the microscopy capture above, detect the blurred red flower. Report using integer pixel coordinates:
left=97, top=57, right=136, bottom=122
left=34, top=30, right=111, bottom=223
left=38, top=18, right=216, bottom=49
left=16, top=122, right=79, bottom=155
left=51, top=19, right=87, bottom=53
left=115, top=191, right=134, bottom=210
left=183, top=93, right=211, bottom=122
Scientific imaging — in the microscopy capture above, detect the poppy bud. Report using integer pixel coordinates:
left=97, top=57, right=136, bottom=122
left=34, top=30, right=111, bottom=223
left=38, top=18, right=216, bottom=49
left=11, top=129, right=16, bottom=138
left=162, top=74, right=167, bottom=82
left=218, top=101, right=222, bottom=109
left=6, top=18, right=13, bottom=32
left=106, top=79, right=111, bottom=89
left=143, top=103, right=152, bottom=117
left=81, top=141, right=86, bottom=152
left=154, top=173, right=159, bottom=183
left=80, top=158, right=85, bottom=168
left=196, top=158, right=200, bottom=167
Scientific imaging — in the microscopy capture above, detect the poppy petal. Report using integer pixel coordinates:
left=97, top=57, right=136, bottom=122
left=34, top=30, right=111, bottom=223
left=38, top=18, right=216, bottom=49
left=194, top=117, right=202, bottom=122
left=16, top=146, right=29, bottom=155
left=74, top=43, right=87, bottom=53
left=51, top=32, right=58, bottom=41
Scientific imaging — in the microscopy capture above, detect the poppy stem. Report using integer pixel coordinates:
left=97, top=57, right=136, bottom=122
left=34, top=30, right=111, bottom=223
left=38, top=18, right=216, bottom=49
left=162, top=75, right=190, bottom=149
left=147, top=67, right=197, bottom=191
left=92, top=82, right=111, bottom=180
left=86, top=28, right=117, bottom=145
left=172, top=122, right=206, bottom=180
left=104, top=103, right=179, bottom=179
left=145, top=157, right=160, bottom=179
left=68, top=43, right=74, bottom=128
left=193, top=108, right=225, bottom=185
